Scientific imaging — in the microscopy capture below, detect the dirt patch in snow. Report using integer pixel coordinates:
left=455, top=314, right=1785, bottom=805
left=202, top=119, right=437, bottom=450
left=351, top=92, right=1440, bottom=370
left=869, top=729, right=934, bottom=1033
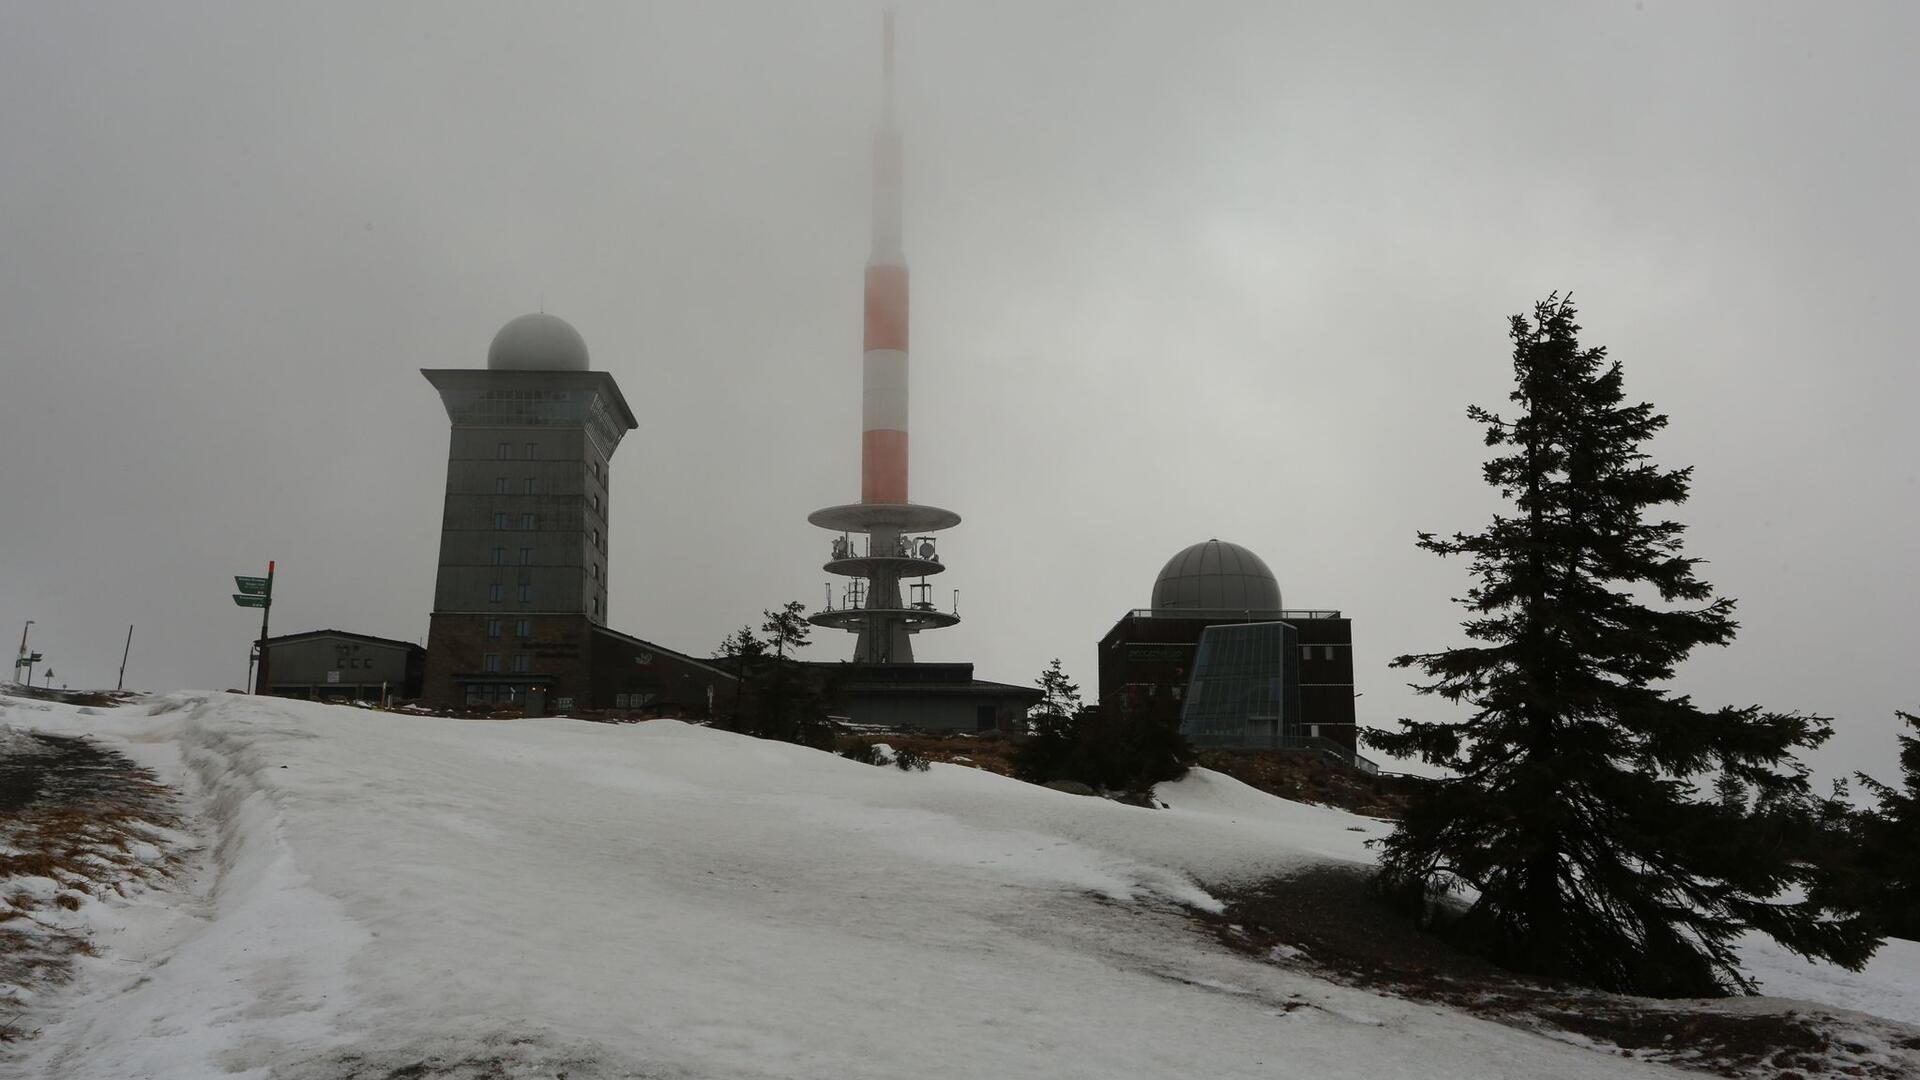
left=1193, top=749, right=1419, bottom=818
left=835, top=728, right=1021, bottom=777
left=1205, top=864, right=1920, bottom=1079
left=0, top=726, right=186, bottom=1044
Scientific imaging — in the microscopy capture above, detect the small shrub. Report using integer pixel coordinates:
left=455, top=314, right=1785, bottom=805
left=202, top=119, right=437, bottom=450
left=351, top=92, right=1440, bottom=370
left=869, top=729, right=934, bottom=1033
left=840, top=743, right=886, bottom=766
left=892, top=747, right=931, bottom=773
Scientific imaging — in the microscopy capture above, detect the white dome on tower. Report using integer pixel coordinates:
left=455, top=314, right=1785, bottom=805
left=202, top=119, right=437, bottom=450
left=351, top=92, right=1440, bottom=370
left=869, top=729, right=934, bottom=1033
left=1151, top=539, right=1283, bottom=614
left=487, top=313, right=589, bottom=372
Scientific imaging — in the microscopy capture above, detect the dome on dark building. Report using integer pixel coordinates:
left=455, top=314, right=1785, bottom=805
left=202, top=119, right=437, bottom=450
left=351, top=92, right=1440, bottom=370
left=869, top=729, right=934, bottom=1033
left=487, top=312, right=589, bottom=372
left=1150, top=539, right=1283, bottom=614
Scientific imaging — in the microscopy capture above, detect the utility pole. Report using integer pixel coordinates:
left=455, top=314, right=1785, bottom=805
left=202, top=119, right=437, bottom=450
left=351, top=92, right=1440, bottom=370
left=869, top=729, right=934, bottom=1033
left=117, top=624, right=134, bottom=692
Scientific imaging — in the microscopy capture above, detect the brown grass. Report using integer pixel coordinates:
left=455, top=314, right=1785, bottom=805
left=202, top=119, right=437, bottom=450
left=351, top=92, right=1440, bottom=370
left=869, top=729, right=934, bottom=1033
left=0, top=730, right=187, bottom=1050
left=1204, top=865, right=1920, bottom=1079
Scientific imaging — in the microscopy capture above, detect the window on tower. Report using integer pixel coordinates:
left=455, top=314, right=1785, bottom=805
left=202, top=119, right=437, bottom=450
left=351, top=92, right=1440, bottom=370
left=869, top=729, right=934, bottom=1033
left=490, top=546, right=506, bottom=565
left=485, top=619, right=501, bottom=639
left=526, top=442, right=539, bottom=460
left=496, top=442, right=510, bottom=460
left=488, top=583, right=503, bottom=603
left=494, top=477, right=509, bottom=495
left=521, top=512, right=536, bottom=530
left=483, top=653, right=501, bottom=673
left=520, top=547, right=533, bottom=565
left=524, top=477, right=536, bottom=494
left=518, top=584, right=533, bottom=603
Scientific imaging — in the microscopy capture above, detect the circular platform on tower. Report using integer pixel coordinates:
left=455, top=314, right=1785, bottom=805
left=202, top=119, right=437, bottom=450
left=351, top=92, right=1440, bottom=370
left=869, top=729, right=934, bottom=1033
left=808, top=502, right=961, bottom=533
left=808, top=607, right=961, bottom=632
left=824, top=555, right=948, bottom=578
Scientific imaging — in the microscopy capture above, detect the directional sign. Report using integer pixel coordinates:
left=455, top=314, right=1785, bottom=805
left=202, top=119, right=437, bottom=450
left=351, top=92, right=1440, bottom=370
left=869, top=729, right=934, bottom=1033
left=235, top=576, right=270, bottom=596
left=233, top=594, right=269, bottom=608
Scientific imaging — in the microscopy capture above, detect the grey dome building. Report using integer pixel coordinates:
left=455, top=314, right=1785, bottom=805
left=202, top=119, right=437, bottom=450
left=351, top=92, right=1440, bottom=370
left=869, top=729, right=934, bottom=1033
left=1097, top=539, right=1367, bottom=768
left=1150, top=539, right=1283, bottom=614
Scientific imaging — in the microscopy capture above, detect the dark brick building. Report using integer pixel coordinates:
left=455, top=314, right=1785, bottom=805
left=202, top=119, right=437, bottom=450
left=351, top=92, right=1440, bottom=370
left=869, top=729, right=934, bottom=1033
left=1097, top=540, right=1359, bottom=755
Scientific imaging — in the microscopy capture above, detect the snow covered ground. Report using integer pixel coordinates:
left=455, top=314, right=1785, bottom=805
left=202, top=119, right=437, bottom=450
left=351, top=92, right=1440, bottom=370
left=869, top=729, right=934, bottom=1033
left=4, top=689, right=1917, bottom=1079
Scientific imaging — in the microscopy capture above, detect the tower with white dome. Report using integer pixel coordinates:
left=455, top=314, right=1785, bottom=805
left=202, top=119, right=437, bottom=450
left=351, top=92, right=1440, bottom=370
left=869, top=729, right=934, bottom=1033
left=420, top=313, right=639, bottom=709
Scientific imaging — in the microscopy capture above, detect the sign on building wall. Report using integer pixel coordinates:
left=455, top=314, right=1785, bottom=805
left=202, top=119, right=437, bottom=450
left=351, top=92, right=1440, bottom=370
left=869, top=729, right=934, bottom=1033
left=1126, top=644, right=1190, bottom=663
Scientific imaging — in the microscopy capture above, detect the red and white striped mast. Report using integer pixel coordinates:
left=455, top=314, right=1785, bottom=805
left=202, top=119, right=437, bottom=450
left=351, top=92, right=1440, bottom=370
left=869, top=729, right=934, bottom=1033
left=809, top=9, right=960, bottom=663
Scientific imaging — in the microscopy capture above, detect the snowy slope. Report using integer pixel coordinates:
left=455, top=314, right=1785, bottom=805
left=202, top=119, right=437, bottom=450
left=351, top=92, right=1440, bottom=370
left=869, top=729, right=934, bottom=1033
left=3, top=691, right=1913, bottom=1079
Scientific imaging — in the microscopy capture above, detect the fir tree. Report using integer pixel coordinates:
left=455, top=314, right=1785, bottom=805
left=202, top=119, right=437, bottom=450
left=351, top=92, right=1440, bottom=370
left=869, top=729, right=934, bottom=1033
left=714, top=625, right=767, bottom=725
left=711, top=605, right=835, bottom=750
left=1368, top=294, right=1877, bottom=996
left=1032, top=659, right=1082, bottom=730
left=1013, top=659, right=1190, bottom=795
left=1855, top=711, right=1920, bottom=940
left=1014, top=659, right=1083, bottom=782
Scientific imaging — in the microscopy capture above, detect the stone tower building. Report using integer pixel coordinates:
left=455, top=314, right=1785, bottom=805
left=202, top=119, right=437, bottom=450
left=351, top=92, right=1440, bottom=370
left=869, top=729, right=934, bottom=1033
left=420, top=313, right=638, bottom=711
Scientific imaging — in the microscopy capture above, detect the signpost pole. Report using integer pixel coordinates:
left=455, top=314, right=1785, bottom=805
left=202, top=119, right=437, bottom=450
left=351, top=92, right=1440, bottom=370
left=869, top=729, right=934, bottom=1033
left=253, top=561, right=274, bottom=694
left=233, top=566, right=274, bottom=693
left=15, top=620, right=32, bottom=685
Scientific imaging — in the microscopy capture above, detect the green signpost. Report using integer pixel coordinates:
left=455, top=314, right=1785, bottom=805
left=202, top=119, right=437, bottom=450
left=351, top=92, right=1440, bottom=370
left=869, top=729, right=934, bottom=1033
left=233, top=562, right=275, bottom=693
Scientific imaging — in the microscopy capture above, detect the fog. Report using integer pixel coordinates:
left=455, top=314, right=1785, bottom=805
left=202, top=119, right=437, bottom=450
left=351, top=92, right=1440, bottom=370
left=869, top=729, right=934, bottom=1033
left=1, top=1, right=1913, bottom=782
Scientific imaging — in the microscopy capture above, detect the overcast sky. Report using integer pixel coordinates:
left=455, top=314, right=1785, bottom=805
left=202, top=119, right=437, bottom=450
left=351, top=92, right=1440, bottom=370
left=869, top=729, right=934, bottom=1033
left=2, top=1, right=1913, bottom=782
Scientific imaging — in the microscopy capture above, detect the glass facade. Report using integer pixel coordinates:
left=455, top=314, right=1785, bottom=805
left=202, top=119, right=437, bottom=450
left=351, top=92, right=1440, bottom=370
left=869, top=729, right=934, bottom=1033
left=1180, top=621, right=1301, bottom=743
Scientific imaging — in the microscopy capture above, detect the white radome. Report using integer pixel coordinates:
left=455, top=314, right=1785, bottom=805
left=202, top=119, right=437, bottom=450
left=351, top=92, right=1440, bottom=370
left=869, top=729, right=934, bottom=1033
left=487, top=312, right=589, bottom=372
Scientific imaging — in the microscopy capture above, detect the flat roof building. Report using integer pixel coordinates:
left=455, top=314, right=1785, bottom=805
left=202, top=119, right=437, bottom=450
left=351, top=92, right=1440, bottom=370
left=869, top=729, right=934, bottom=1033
left=1098, top=540, right=1365, bottom=765
left=260, top=629, right=425, bottom=703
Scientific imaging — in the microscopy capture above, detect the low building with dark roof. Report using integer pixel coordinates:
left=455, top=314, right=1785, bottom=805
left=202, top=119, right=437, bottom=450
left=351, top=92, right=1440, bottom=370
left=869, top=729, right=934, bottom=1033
left=812, top=661, right=1041, bottom=732
left=260, top=630, right=426, bottom=703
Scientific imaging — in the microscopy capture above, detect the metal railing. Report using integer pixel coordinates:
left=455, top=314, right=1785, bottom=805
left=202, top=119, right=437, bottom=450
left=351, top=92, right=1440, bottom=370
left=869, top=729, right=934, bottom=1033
left=1126, top=608, right=1343, bottom=621
left=1187, top=732, right=1380, bottom=774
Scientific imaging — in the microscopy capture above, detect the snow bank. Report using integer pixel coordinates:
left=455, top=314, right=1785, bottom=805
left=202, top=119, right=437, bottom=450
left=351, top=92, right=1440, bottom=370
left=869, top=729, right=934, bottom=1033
left=2, top=690, right=1905, bottom=1079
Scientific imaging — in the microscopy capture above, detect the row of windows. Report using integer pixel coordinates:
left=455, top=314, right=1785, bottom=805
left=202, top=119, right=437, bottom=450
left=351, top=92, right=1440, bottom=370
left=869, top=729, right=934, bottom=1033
left=484, top=619, right=531, bottom=639
left=612, top=692, right=656, bottom=710
left=485, top=539, right=601, bottom=558
left=497, top=442, right=541, bottom=460
left=487, top=583, right=535, bottom=603
left=482, top=654, right=533, bottom=673
left=494, top=513, right=538, bottom=530
left=464, top=683, right=525, bottom=706
left=1300, top=645, right=1341, bottom=660
left=495, top=477, right=538, bottom=495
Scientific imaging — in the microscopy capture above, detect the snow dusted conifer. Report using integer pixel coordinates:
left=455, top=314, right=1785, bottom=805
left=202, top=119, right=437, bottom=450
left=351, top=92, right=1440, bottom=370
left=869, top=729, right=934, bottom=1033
left=1856, top=711, right=1920, bottom=940
left=1369, top=294, right=1878, bottom=996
